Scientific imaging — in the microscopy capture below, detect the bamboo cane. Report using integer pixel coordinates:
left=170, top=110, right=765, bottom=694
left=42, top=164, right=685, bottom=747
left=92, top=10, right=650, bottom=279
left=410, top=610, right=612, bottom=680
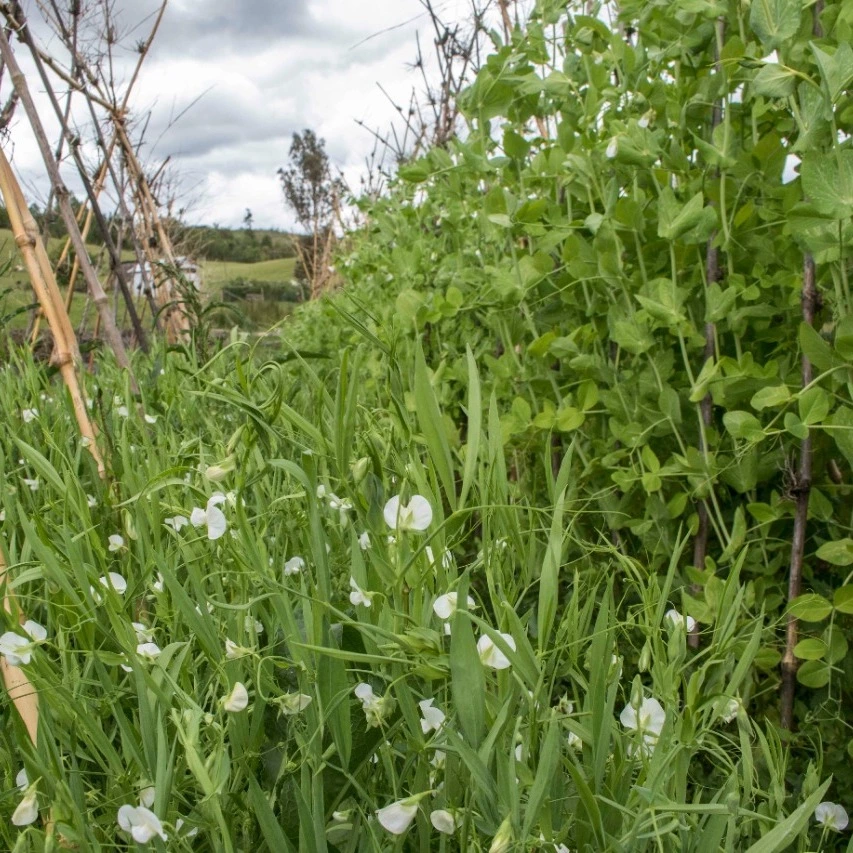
left=0, top=149, right=105, bottom=478
left=0, top=553, right=38, bottom=744
left=0, top=28, right=135, bottom=386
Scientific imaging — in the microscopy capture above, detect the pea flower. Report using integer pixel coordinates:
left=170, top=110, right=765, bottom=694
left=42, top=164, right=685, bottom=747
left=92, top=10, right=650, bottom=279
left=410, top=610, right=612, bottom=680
left=244, top=615, right=264, bottom=634
left=117, top=804, right=168, bottom=843
left=144, top=414, right=157, bottom=424
left=87, top=494, right=97, bottom=508
left=620, top=695, right=666, bottom=755
left=0, top=621, right=47, bottom=666
left=21, top=408, right=38, bottom=423
left=190, top=493, right=227, bottom=540
left=132, top=623, right=154, bottom=643
left=477, top=632, right=516, bottom=670
left=136, top=642, right=162, bottom=661
left=151, top=573, right=165, bottom=593
left=358, top=532, right=371, bottom=550
left=430, top=809, right=458, bottom=834
left=108, top=534, right=125, bottom=552
left=664, top=608, right=696, bottom=632
left=354, top=683, right=391, bottom=727
left=279, top=692, right=313, bottom=715
left=349, top=577, right=375, bottom=608
left=433, top=591, right=475, bottom=621
left=22, top=478, right=39, bottom=492
left=139, top=786, right=156, bottom=809
left=419, top=698, right=445, bottom=734
left=222, top=682, right=249, bottom=712
left=328, top=493, right=352, bottom=524
left=225, top=639, right=250, bottom=660
left=98, top=572, right=128, bottom=596
left=164, top=516, right=188, bottom=531
left=15, top=768, right=28, bottom=791
left=425, top=546, right=453, bottom=568
left=720, top=696, right=741, bottom=723
left=815, top=802, right=849, bottom=831
left=383, top=495, right=433, bottom=532
left=117, top=405, right=130, bottom=418
left=284, top=556, right=305, bottom=576
left=376, top=795, right=421, bottom=835
left=12, top=786, right=39, bottom=826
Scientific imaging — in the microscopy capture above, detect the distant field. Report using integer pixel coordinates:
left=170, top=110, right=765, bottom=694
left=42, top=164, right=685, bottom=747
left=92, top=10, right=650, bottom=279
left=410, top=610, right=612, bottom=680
left=200, top=257, right=297, bottom=290
left=0, top=230, right=298, bottom=331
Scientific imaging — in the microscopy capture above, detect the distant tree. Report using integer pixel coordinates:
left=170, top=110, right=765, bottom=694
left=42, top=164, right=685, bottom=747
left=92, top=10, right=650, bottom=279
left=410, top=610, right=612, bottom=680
left=243, top=208, right=254, bottom=239
left=278, top=129, right=343, bottom=297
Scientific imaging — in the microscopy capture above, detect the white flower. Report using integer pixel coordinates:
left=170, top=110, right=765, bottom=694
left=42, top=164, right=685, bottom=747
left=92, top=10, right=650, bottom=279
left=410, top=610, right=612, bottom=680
left=433, top=592, right=475, bottom=621
left=132, top=623, right=155, bottom=643
left=316, top=484, right=327, bottom=499
left=23, top=621, right=46, bottom=643
left=223, top=682, right=249, bottom=712
left=15, top=768, right=28, bottom=792
left=117, top=405, right=130, bottom=418
left=190, top=494, right=227, bottom=540
left=99, top=572, right=128, bottom=596
left=664, top=608, right=696, bottom=633
left=349, top=577, right=375, bottom=608
left=418, top=698, right=445, bottom=734
left=108, top=534, right=125, bottom=552
left=244, top=615, right=263, bottom=634
left=606, top=137, right=619, bottom=159
left=136, top=642, right=161, bottom=661
left=280, top=692, right=313, bottom=715
left=284, top=556, right=305, bottom=576
left=376, top=797, right=419, bottom=835
left=383, top=495, right=433, bottom=532
left=139, top=786, right=156, bottom=809
left=225, top=639, right=250, bottom=660
left=86, top=494, right=97, bottom=508
left=430, top=809, right=457, bottom=834
left=815, top=802, right=849, bottom=831
left=12, top=786, right=39, bottom=826
left=567, top=731, right=582, bottom=750
left=354, top=682, right=390, bottom=727
left=0, top=631, right=36, bottom=666
left=328, top=493, right=353, bottom=524
left=358, top=531, right=371, bottom=550
left=21, top=408, right=38, bottom=423
left=143, top=414, right=157, bottom=424
left=164, top=515, right=188, bottom=531
left=0, top=510, right=5, bottom=521
left=720, top=697, right=741, bottom=723
left=151, top=573, right=165, bottom=593
left=620, top=696, right=666, bottom=755
left=117, top=804, right=168, bottom=843
left=22, top=478, right=39, bottom=492
left=477, top=632, right=516, bottom=670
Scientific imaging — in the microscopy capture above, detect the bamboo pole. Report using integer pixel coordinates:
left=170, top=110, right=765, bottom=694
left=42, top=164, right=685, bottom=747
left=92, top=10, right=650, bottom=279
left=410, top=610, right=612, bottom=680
left=0, top=552, right=38, bottom=744
left=0, top=27, right=135, bottom=386
left=0, top=149, right=105, bottom=478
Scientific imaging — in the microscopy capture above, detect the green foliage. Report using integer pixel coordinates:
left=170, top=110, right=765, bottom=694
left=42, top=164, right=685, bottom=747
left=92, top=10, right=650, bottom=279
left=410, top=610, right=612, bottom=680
left=0, top=0, right=852, bottom=849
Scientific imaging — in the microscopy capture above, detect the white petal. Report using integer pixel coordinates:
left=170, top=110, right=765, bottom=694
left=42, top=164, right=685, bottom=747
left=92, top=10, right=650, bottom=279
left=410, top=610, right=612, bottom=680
left=136, top=642, right=162, bottom=660
left=815, top=802, right=849, bottom=831
left=223, top=682, right=249, bottom=712
left=430, top=809, right=457, bottom=834
left=354, top=683, right=375, bottom=703
left=189, top=507, right=206, bottom=527
left=406, top=495, right=433, bottom=530
left=12, top=789, right=38, bottom=826
left=477, top=632, right=515, bottom=669
left=100, top=572, right=128, bottom=595
left=108, top=534, right=125, bottom=551
left=139, top=786, right=156, bottom=809
left=376, top=800, right=418, bottom=835
left=383, top=495, right=401, bottom=529
left=284, top=556, right=305, bottom=576
left=22, top=621, right=46, bottom=643
left=15, top=768, right=28, bottom=792
left=433, top=593, right=457, bottom=620
left=206, top=505, right=227, bottom=540
left=358, top=532, right=371, bottom=550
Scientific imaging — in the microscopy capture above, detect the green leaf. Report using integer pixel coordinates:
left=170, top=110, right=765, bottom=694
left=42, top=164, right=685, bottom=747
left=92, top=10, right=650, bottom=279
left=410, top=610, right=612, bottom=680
left=815, top=538, right=853, bottom=566
left=801, top=150, right=853, bottom=218
left=658, top=190, right=716, bottom=242
left=749, top=0, right=803, bottom=51
left=753, top=63, right=798, bottom=97
left=459, top=347, right=482, bottom=510
left=796, top=659, right=831, bottom=688
left=414, top=341, right=457, bottom=511
left=556, top=406, right=585, bottom=432
left=538, top=489, right=566, bottom=652
left=750, top=385, right=791, bottom=410
left=798, top=322, right=834, bottom=370
left=798, top=386, right=829, bottom=424
left=784, top=412, right=809, bottom=440
left=829, top=405, right=853, bottom=466
left=833, top=585, right=853, bottom=614
left=811, top=42, right=853, bottom=103
left=450, top=581, right=485, bottom=746
left=723, top=411, right=765, bottom=442
left=792, top=638, right=827, bottom=660
left=787, top=593, right=833, bottom=621
left=397, top=159, right=431, bottom=182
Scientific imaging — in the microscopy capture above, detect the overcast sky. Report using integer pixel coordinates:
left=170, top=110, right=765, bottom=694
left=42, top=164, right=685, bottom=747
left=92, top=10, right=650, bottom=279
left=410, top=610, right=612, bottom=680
left=5, top=0, right=482, bottom=230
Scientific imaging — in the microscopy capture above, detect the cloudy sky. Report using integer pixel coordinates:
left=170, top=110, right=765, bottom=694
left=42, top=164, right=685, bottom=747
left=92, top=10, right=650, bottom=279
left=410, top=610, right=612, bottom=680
left=5, top=0, right=483, bottom=230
